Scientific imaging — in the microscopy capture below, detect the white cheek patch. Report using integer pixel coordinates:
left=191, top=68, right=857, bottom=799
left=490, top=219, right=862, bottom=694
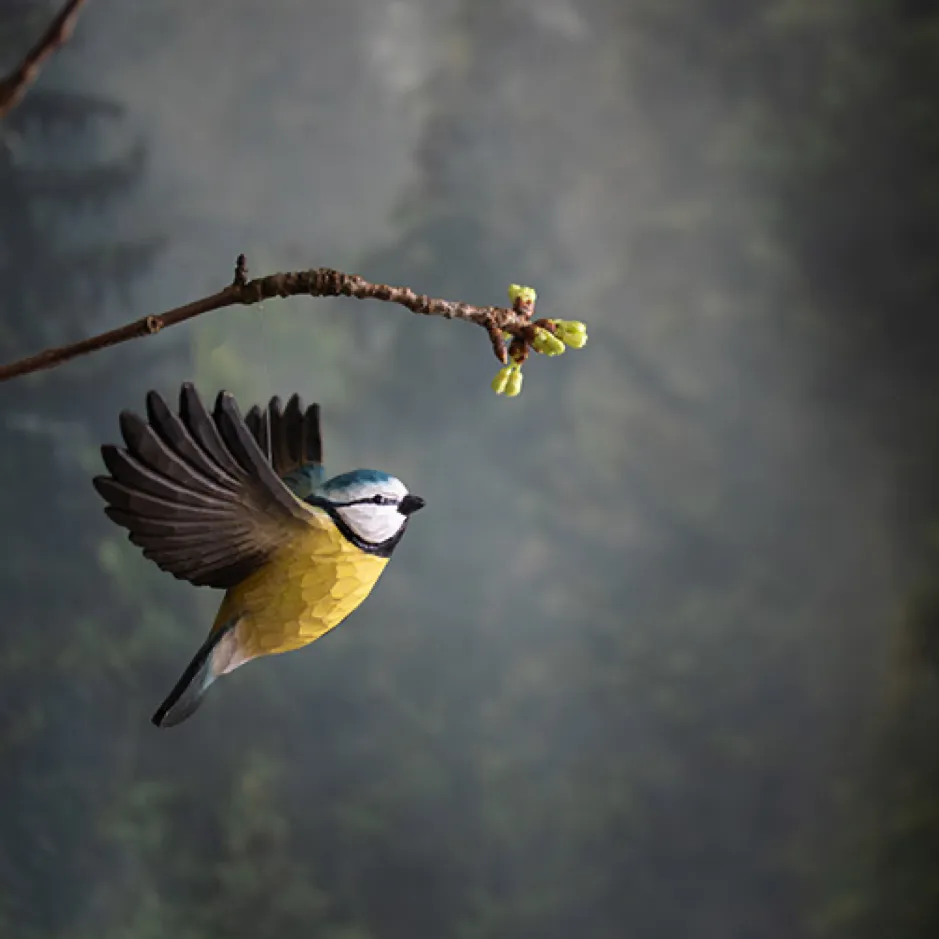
left=336, top=504, right=404, bottom=545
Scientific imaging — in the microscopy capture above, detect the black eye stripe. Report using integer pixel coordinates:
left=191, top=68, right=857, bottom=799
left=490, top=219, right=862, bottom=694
left=331, top=495, right=398, bottom=508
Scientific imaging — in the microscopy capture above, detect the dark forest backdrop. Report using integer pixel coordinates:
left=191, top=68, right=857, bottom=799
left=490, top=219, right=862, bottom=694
left=1, top=1, right=938, bottom=937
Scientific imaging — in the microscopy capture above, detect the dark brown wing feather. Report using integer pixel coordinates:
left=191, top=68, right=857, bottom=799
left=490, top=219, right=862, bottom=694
left=246, top=394, right=322, bottom=479
left=93, top=383, right=314, bottom=589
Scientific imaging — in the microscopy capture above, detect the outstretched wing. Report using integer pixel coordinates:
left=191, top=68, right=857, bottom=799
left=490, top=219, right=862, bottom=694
left=93, top=383, right=321, bottom=589
left=244, top=394, right=325, bottom=500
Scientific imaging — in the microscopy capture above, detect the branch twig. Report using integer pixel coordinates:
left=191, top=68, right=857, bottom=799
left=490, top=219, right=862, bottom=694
left=0, top=0, right=91, bottom=121
left=0, top=6, right=584, bottom=395
left=0, top=256, right=553, bottom=383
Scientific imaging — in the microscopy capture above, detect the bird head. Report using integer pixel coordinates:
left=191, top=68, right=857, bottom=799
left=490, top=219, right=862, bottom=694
left=314, top=469, right=425, bottom=551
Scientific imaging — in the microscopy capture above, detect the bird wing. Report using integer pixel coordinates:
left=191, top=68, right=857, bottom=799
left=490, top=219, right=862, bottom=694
left=244, top=394, right=325, bottom=499
left=93, top=383, right=326, bottom=589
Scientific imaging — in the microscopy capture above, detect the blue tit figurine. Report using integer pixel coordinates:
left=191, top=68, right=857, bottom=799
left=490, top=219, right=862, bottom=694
left=93, top=383, right=424, bottom=728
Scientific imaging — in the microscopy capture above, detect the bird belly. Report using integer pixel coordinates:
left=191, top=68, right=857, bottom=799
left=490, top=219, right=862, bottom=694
left=217, top=524, right=389, bottom=660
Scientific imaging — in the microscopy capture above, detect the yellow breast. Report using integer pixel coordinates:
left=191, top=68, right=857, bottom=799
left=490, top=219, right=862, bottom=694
left=214, top=512, right=389, bottom=659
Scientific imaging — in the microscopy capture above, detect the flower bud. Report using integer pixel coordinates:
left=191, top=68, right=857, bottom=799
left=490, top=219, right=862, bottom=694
left=553, top=319, right=588, bottom=349
left=491, top=366, right=512, bottom=395
left=491, top=364, right=523, bottom=397
left=532, top=328, right=566, bottom=357
left=504, top=366, right=523, bottom=397
left=508, top=284, right=538, bottom=308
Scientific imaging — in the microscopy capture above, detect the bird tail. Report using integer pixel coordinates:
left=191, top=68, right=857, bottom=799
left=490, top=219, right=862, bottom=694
left=151, top=616, right=242, bottom=728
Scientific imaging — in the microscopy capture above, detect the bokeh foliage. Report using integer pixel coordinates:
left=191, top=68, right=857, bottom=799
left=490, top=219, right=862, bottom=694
left=1, top=1, right=937, bottom=937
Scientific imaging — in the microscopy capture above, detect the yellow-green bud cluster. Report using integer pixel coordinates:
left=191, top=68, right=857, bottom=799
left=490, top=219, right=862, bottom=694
left=508, top=284, right=538, bottom=308
left=490, top=285, right=587, bottom=397
left=532, top=328, right=566, bottom=356
left=550, top=319, right=588, bottom=349
left=491, top=363, right=523, bottom=397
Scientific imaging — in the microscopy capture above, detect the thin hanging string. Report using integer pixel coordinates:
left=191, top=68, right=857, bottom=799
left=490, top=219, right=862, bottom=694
left=255, top=301, right=274, bottom=463
left=235, top=252, right=274, bottom=464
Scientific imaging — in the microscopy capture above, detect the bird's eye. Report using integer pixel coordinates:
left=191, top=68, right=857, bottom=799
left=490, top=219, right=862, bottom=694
left=372, top=494, right=383, bottom=504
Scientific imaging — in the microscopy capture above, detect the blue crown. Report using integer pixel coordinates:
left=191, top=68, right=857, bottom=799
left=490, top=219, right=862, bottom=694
left=318, top=468, right=395, bottom=496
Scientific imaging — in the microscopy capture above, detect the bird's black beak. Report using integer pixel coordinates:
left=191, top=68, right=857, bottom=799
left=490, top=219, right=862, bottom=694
left=398, top=494, right=426, bottom=516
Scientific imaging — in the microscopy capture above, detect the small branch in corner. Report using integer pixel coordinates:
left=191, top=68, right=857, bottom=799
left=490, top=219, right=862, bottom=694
left=0, top=0, right=92, bottom=122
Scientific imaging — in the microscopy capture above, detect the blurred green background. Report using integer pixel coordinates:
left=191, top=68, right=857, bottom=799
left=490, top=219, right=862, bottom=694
left=2, top=1, right=938, bottom=937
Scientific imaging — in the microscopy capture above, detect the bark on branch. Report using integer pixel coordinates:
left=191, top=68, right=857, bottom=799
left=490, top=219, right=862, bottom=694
left=0, top=0, right=90, bottom=121
left=0, top=8, right=567, bottom=389
left=0, top=256, right=553, bottom=383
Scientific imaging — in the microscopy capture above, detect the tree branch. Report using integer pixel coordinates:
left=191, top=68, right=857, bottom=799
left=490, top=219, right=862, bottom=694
left=0, top=256, right=556, bottom=383
left=0, top=7, right=585, bottom=395
left=0, top=0, right=90, bottom=121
